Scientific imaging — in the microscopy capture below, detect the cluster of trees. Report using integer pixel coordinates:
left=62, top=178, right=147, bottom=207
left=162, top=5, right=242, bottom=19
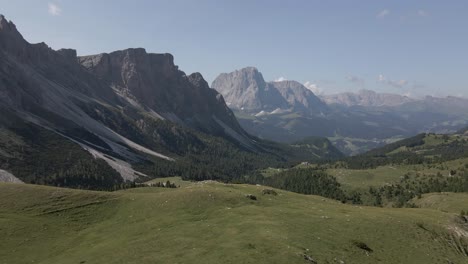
left=150, top=181, right=178, bottom=188
left=2, top=103, right=342, bottom=190
left=240, top=168, right=363, bottom=203
left=5, top=101, right=467, bottom=205
left=0, top=123, right=123, bottom=190
left=80, top=101, right=343, bottom=183
left=263, top=168, right=347, bottom=201
left=365, top=169, right=468, bottom=207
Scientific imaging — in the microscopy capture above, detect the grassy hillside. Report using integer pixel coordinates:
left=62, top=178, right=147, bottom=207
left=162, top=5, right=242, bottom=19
left=0, top=114, right=123, bottom=190
left=341, top=133, right=468, bottom=170
left=413, top=192, right=468, bottom=214
left=327, top=158, right=468, bottom=191
left=1, top=182, right=467, bottom=264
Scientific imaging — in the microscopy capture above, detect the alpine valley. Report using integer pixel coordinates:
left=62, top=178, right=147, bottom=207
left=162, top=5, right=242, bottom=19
left=1, top=12, right=468, bottom=264
left=0, top=15, right=342, bottom=189
left=212, top=67, right=468, bottom=155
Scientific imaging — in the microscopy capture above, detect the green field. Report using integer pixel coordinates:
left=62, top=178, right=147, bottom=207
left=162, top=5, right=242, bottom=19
left=413, top=192, right=468, bottom=214
left=326, top=157, right=468, bottom=191
left=1, top=182, right=467, bottom=264
left=327, top=166, right=410, bottom=190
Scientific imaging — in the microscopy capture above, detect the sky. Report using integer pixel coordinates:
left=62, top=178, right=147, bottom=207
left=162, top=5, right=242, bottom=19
left=0, top=0, right=467, bottom=98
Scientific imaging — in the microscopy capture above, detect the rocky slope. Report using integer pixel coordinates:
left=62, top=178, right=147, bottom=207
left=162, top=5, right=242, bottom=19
left=0, top=15, right=342, bottom=187
left=0, top=14, right=251, bottom=183
left=269, top=80, right=328, bottom=114
left=78, top=49, right=245, bottom=137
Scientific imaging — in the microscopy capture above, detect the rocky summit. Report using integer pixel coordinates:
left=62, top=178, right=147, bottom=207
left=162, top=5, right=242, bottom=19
left=211, top=67, right=289, bottom=112
left=78, top=48, right=245, bottom=137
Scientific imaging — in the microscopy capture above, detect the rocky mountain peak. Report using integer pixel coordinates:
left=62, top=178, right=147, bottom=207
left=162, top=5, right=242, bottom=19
left=0, top=15, right=26, bottom=49
left=211, top=66, right=289, bottom=112
left=239, top=66, right=260, bottom=74
left=188, top=72, right=208, bottom=88
left=271, top=80, right=305, bottom=89
left=0, top=14, right=15, bottom=31
left=57, top=48, right=77, bottom=60
left=78, top=49, right=246, bottom=138
left=212, top=67, right=328, bottom=114
left=79, top=48, right=177, bottom=81
left=268, top=80, right=328, bottom=113
left=236, top=66, right=264, bottom=83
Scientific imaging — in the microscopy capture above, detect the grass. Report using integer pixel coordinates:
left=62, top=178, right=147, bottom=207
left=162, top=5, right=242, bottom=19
left=145, top=176, right=192, bottom=187
left=259, top=167, right=285, bottom=178
left=388, top=133, right=468, bottom=155
left=327, top=166, right=410, bottom=191
left=326, top=157, right=468, bottom=191
left=413, top=192, right=468, bottom=214
left=1, top=182, right=467, bottom=263
left=328, top=136, right=404, bottom=156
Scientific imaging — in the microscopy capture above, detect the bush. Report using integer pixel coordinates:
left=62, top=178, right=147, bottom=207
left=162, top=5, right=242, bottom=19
left=262, top=189, right=278, bottom=196
left=245, top=194, right=257, bottom=200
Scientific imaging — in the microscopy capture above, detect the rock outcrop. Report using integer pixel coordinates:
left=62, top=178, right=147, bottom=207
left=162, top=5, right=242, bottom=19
left=211, top=67, right=328, bottom=115
left=211, top=67, right=289, bottom=112
left=269, top=80, right=328, bottom=114
left=78, top=49, right=245, bottom=136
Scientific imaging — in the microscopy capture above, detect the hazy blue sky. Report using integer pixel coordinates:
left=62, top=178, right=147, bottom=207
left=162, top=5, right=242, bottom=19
left=1, top=0, right=467, bottom=97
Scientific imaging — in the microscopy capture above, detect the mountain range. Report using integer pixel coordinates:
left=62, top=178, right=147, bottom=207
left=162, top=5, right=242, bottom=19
left=212, top=67, right=468, bottom=155
left=0, top=15, right=341, bottom=188
left=212, top=67, right=328, bottom=114
left=322, top=89, right=414, bottom=107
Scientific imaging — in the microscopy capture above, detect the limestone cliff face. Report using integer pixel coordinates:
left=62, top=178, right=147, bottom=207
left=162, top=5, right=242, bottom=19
left=78, top=49, right=245, bottom=135
left=211, top=67, right=289, bottom=112
left=0, top=15, right=118, bottom=111
left=0, top=14, right=251, bottom=166
left=211, top=67, right=327, bottom=114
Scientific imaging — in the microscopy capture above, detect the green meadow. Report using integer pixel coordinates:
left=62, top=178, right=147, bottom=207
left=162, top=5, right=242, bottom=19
left=1, top=181, right=467, bottom=264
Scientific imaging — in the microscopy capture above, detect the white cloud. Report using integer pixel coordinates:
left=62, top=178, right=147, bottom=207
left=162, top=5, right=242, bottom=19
left=417, top=10, right=429, bottom=17
left=378, top=74, right=385, bottom=82
left=304, top=81, right=323, bottom=95
left=274, top=77, right=287, bottom=82
left=378, top=74, right=408, bottom=88
left=48, top=2, right=62, bottom=16
left=377, top=9, right=390, bottom=19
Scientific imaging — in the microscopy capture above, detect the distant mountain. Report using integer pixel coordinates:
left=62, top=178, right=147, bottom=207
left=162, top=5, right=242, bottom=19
left=321, top=89, right=414, bottom=107
left=211, top=67, right=327, bottom=114
left=213, top=67, right=468, bottom=155
left=0, top=15, right=341, bottom=188
left=211, top=67, right=289, bottom=112
left=396, top=96, right=468, bottom=117
left=269, top=80, right=328, bottom=114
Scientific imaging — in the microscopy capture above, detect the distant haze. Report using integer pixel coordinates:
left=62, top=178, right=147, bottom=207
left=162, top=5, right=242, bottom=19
left=0, top=0, right=467, bottom=97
